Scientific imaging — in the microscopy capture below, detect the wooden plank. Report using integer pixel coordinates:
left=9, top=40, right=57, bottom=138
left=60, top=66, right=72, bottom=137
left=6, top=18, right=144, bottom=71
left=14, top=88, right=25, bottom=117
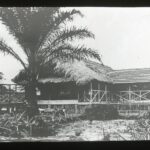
left=38, top=100, right=78, bottom=105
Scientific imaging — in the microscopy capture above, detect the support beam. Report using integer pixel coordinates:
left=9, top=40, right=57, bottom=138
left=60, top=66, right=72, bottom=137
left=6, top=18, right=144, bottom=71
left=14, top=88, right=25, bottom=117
left=129, top=85, right=131, bottom=101
left=75, top=104, right=78, bottom=114
left=84, top=90, right=86, bottom=102
left=98, top=83, right=100, bottom=102
left=77, top=92, right=79, bottom=101
left=105, top=85, right=108, bottom=102
left=90, top=82, right=93, bottom=102
left=140, top=91, right=141, bottom=101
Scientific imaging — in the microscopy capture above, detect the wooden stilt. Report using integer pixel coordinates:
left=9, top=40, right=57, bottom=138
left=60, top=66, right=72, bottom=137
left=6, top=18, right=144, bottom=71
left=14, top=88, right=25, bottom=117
left=98, top=83, right=100, bottom=102
left=90, top=82, right=93, bottom=102
left=78, top=92, right=79, bottom=101
left=75, top=104, right=78, bottom=114
left=8, top=85, right=11, bottom=113
left=140, top=91, right=141, bottom=101
left=129, top=85, right=131, bottom=101
left=84, top=90, right=86, bottom=102
left=105, top=85, right=108, bottom=102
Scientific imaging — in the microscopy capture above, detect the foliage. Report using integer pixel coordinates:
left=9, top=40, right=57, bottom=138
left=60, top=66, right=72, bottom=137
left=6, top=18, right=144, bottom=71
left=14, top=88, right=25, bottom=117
left=126, top=119, right=150, bottom=140
left=0, top=106, right=81, bottom=138
left=0, top=112, right=49, bottom=137
left=82, top=104, right=120, bottom=120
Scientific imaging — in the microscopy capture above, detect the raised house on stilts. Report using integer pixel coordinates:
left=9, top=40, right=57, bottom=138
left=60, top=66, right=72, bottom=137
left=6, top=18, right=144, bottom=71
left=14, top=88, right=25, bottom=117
left=1, top=60, right=150, bottom=114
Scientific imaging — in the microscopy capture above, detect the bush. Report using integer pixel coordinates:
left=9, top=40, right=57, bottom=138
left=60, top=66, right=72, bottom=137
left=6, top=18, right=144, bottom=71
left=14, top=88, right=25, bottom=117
left=82, top=104, right=120, bottom=120
left=0, top=112, right=52, bottom=137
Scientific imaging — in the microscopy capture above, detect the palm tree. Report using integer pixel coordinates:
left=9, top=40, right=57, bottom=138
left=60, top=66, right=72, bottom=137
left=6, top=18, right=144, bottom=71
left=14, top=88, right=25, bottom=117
left=0, top=7, right=101, bottom=116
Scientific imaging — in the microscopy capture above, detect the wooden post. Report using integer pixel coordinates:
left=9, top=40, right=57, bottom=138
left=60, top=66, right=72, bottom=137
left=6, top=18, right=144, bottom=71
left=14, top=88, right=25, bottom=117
left=129, top=85, right=131, bottom=101
left=78, top=92, right=79, bottom=102
left=98, top=83, right=100, bottom=102
left=8, top=85, right=11, bottom=113
left=84, top=90, right=86, bottom=102
left=105, top=85, right=108, bottom=102
left=90, top=82, right=93, bottom=102
left=140, top=90, right=141, bottom=101
left=75, top=104, right=78, bottom=114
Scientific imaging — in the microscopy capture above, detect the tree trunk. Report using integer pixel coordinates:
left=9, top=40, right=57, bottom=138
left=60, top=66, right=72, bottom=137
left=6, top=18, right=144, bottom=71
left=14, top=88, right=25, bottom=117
left=25, top=78, right=39, bottom=118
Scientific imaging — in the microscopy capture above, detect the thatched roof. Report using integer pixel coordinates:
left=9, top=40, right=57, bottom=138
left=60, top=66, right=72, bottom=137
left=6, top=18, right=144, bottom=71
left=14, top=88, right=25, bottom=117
left=38, top=64, right=150, bottom=84
left=108, top=68, right=150, bottom=84
left=38, top=77, right=73, bottom=84
left=13, top=60, right=113, bottom=85
left=13, top=60, right=150, bottom=85
left=39, top=60, right=113, bottom=84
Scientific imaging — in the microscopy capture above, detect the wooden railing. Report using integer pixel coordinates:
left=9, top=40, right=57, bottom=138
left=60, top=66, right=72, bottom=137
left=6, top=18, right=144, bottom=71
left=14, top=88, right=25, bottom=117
left=0, top=84, right=25, bottom=104
left=80, top=89, right=150, bottom=104
left=113, top=90, right=150, bottom=102
left=80, top=89, right=111, bottom=103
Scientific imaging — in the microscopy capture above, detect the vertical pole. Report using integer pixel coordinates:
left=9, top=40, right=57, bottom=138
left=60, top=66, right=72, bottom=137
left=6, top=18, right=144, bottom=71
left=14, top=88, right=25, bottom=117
left=98, top=83, right=100, bottom=102
left=84, top=90, right=85, bottom=102
left=111, top=93, right=113, bottom=103
left=129, top=85, right=131, bottom=101
left=105, top=85, right=108, bottom=102
left=48, top=100, right=51, bottom=109
left=140, top=90, right=141, bottom=101
left=8, top=85, right=11, bottom=113
left=75, top=104, right=78, bottom=114
left=90, top=82, right=92, bottom=102
left=128, top=85, right=132, bottom=113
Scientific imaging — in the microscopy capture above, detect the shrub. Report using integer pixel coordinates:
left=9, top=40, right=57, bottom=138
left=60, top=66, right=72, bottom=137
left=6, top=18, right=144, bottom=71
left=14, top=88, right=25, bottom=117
left=82, top=104, right=120, bottom=120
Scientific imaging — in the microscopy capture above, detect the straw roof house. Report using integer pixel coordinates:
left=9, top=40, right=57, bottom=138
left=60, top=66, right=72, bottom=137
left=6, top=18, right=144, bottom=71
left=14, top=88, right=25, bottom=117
left=13, top=60, right=113, bottom=85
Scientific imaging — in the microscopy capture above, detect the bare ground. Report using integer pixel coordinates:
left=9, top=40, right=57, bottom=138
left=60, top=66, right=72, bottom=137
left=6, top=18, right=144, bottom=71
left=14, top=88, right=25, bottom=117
left=56, top=119, right=135, bottom=141
left=0, top=119, right=135, bottom=142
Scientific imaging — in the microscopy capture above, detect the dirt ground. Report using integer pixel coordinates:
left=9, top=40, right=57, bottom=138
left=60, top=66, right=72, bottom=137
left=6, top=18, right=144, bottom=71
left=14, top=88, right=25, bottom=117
left=56, top=119, right=135, bottom=141
left=0, top=119, right=135, bottom=142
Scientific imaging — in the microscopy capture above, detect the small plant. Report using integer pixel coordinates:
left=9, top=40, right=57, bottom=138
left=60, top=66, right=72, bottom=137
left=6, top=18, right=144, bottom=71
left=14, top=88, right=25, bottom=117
left=83, top=104, right=120, bottom=120
left=0, top=112, right=50, bottom=137
left=126, top=119, right=150, bottom=140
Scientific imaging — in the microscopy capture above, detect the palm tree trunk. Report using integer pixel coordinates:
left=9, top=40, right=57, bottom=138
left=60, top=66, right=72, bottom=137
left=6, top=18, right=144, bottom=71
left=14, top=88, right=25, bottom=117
left=25, top=76, right=39, bottom=117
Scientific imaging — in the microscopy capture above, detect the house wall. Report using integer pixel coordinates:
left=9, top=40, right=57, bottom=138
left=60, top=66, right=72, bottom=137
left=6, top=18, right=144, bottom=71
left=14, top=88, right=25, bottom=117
left=38, top=82, right=78, bottom=100
left=37, top=81, right=150, bottom=103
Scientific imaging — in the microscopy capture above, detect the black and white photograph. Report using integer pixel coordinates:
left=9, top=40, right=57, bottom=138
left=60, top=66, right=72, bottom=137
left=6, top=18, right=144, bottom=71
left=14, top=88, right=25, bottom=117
left=0, top=6, right=150, bottom=142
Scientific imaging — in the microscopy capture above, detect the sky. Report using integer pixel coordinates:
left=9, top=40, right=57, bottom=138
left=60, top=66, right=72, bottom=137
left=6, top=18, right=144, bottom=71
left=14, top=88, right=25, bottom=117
left=1, top=7, right=150, bottom=83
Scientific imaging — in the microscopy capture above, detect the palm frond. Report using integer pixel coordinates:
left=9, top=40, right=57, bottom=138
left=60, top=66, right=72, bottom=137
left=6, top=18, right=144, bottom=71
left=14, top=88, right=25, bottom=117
left=38, top=9, right=83, bottom=51
left=0, top=8, right=21, bottom=36
left=41, top=44, right=101, bottom=66
left=49, top=26, right=94, bottom=47
left=0, top=40, right=27, bottom=69
left=40, top=27, right=95, bottom=56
